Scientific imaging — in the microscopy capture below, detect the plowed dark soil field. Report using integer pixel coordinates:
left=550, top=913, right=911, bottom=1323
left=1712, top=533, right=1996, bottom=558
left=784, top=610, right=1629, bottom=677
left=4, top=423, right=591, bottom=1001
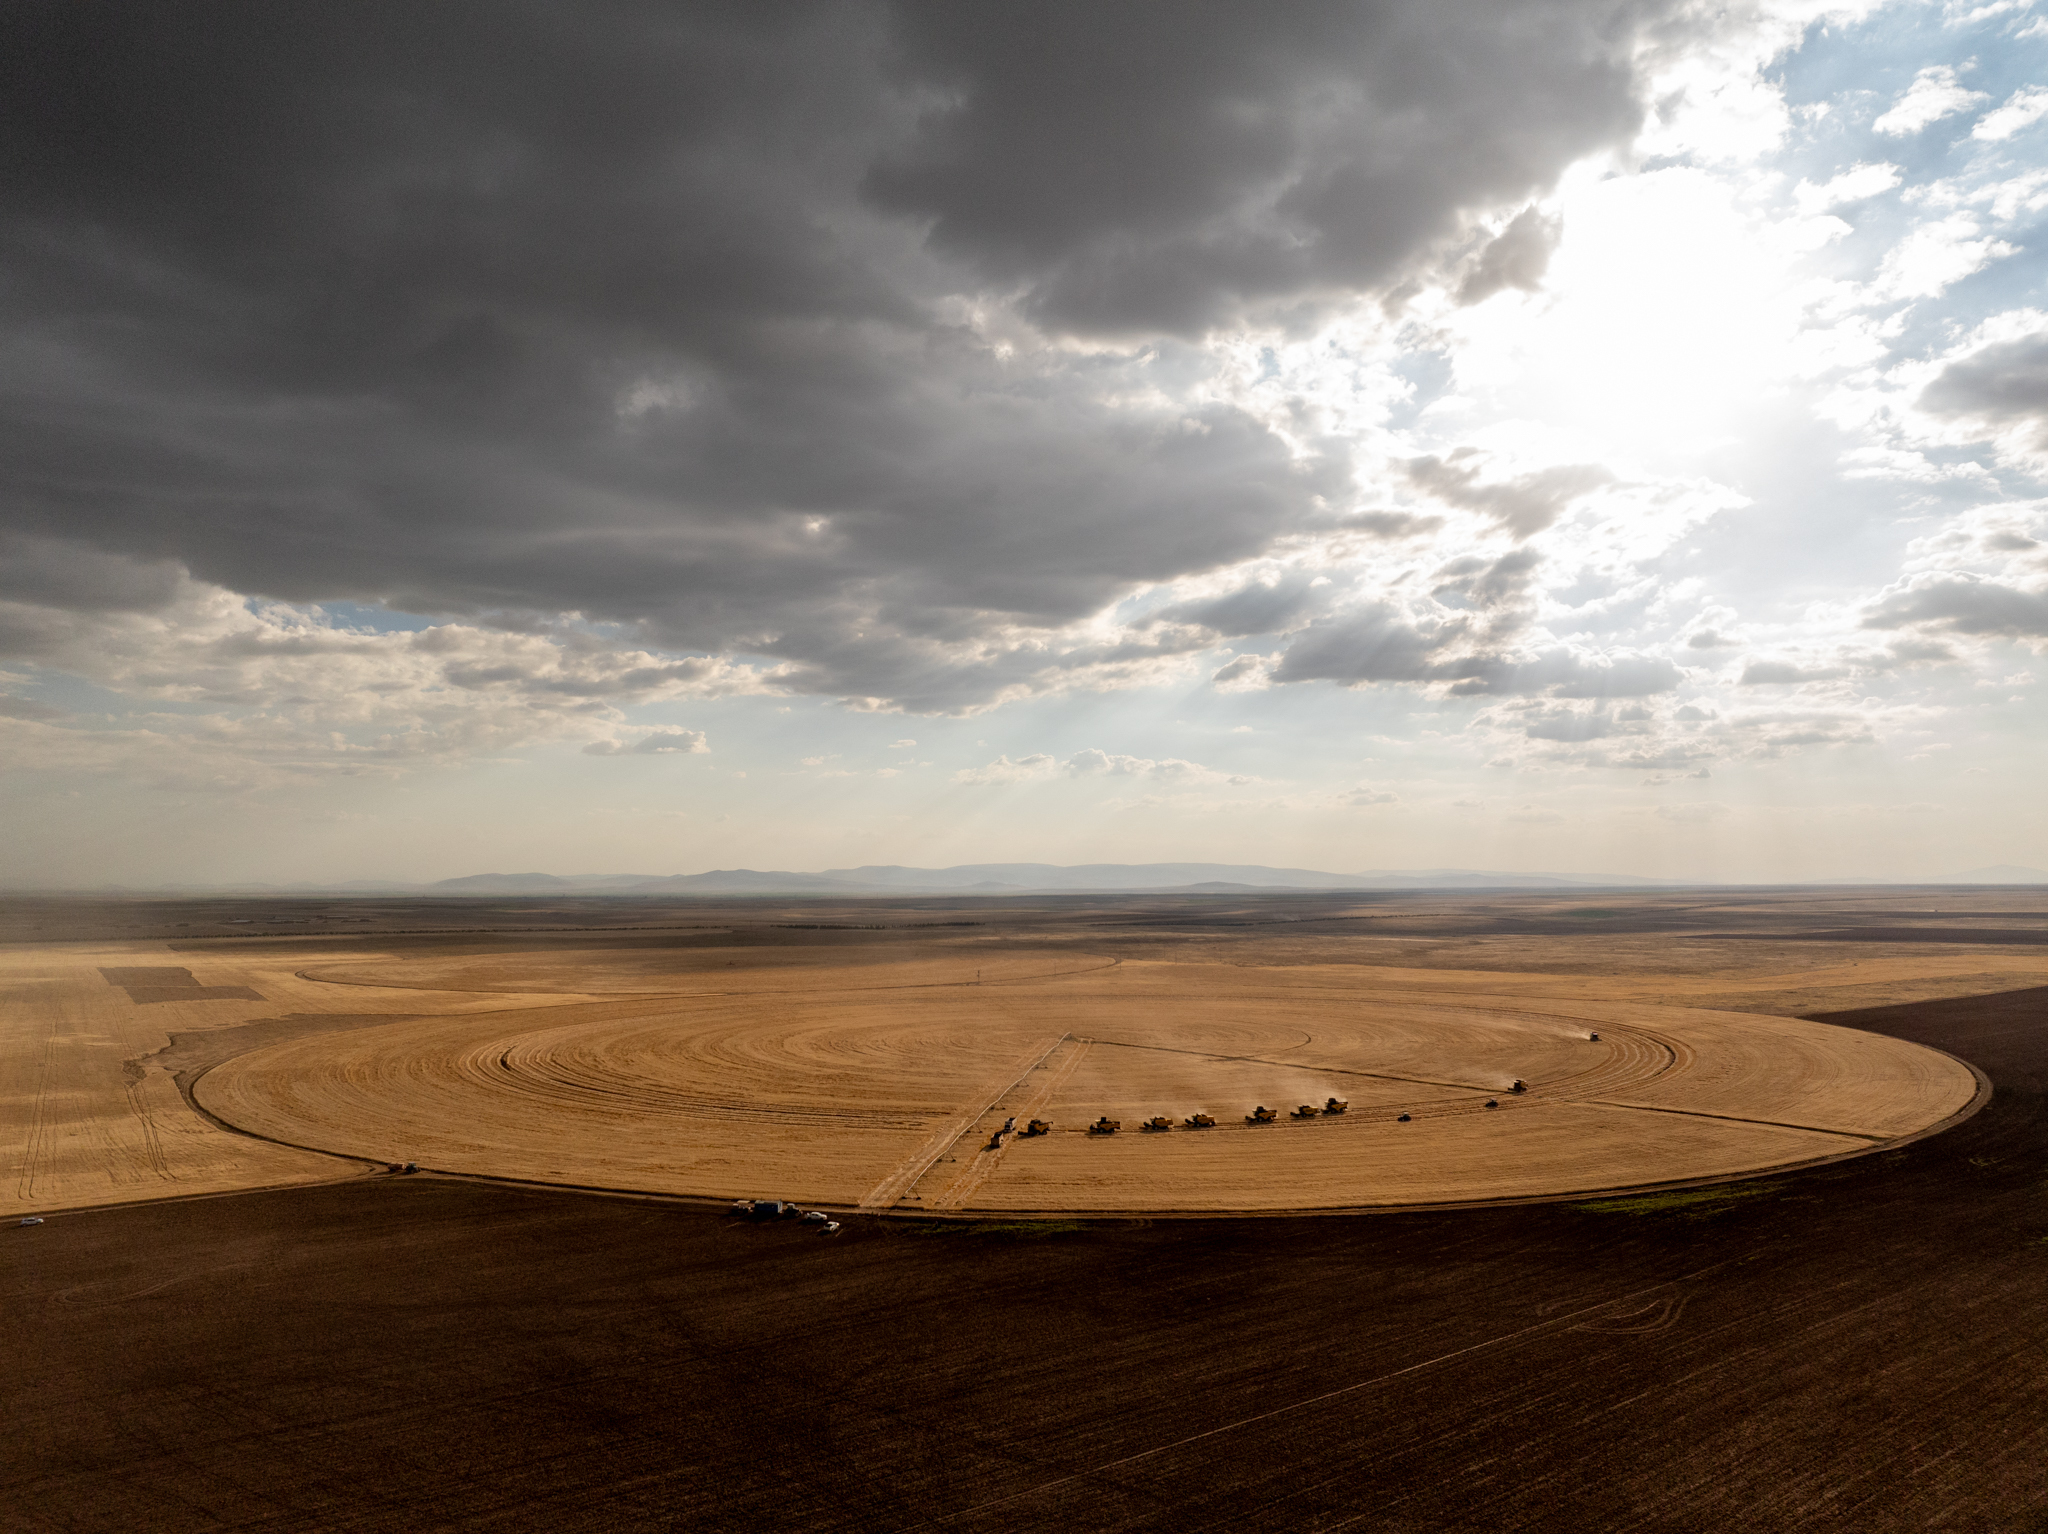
left=6, top=981, right=2048, bottom=1532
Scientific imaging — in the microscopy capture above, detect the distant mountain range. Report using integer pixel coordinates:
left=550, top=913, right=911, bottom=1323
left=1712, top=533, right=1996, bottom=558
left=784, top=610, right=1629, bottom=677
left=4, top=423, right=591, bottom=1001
left=1944, top=865, right=2048, bottom=884
left=383, top=860, right=2048, bottom=894
left=23, top=862, right=2048, bottom=896
left=291, top=863, right=1699, bottom=896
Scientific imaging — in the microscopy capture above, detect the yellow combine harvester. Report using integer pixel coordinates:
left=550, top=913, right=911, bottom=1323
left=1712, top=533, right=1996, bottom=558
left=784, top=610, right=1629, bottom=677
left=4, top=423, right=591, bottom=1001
left=1245, top=1105, right=1278, bottom=1124
left=1182, top=1112, right=1216, bottom=1129
left=1140, top=1115, right=1173, bottom=1132
left=1323, top=1097, right=1348, bottom=1114
left=1021, top=1118, right=1052, bottom=1136
left=1290, top=1104, right=1319, bottom=1119
left=1087, top=1116, right=1121, bottom=1135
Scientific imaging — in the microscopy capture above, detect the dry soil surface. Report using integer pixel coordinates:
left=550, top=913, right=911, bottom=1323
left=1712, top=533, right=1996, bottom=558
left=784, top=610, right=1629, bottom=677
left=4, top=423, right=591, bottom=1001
left=196, top=955, right=1978, bottom=1212
left=6, top=889, right=2036, bottom=1219
left=5, top=979, right=2047, bottom=1532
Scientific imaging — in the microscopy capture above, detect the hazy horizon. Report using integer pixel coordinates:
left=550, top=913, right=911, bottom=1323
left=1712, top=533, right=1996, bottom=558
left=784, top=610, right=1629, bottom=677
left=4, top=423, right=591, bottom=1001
left=10, top=857, right=2048, bottom=895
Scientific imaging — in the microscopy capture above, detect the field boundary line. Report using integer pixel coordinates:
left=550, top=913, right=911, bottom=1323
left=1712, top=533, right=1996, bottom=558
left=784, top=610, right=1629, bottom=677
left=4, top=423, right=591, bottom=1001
left=1577, top=1097, right=1889, bottom=1141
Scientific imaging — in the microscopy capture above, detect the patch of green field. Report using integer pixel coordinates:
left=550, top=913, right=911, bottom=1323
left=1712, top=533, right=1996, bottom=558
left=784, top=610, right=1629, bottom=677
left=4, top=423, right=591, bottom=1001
left=1574, top=1182, right=1782, bottom=1218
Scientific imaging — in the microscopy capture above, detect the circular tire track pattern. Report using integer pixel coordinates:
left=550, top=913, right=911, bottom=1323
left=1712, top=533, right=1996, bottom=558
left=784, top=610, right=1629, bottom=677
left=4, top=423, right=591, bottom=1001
left=195, top=957, right=1983, bottom=1213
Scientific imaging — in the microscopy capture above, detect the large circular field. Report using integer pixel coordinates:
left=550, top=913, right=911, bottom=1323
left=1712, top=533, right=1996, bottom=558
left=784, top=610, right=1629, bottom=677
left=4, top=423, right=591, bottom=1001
left=190, top=951, right=1984, bottom=1214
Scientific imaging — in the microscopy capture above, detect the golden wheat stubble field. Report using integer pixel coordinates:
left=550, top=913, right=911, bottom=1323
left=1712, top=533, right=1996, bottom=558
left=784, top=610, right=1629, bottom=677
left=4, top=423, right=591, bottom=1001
left=0, top=938, right=580, bottom=1218
left=4, top=893, right=2023, bottom=1220
left=196, top=949, right=1985, bottom=1216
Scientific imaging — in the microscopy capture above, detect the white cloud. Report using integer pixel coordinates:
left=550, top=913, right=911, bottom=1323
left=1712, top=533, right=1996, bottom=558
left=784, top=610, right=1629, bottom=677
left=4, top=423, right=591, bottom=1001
left=1944, top=0, right=2037, bottom=28
left=583, top=729, right=709, bottom=756
left=953, top=753, right=1057, bottom=785
left=955, top=747, right=1254, bottom=787
left=1793, top=162, right=1902, bottom=215
left=1973, top=85, right=2048, bottom=140
left=0, top=571, right=771, bottom=784
left=1340, top=784, right=1399, bottom=806
left=1065, top=748, right=1208, bottom=779
left=1871, top=213, right=2017, bottom=300
left=1872, top=65, right=1989, bottom=136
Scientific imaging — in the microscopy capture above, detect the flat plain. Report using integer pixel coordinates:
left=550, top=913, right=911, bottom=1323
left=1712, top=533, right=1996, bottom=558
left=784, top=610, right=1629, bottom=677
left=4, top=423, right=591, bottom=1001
left=6, top=888, right=2048, bottom=1530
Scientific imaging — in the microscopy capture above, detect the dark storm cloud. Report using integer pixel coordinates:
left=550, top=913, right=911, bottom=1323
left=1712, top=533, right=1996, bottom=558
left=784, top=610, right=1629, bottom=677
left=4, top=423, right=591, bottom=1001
left=1431, top=546, right=1544, bottom=608
left=866, top=1, right=1641, bottom=335
left=1920, top=333, right=2048, bottom=447
left=0, top=537, right=184, bottom=614
left=1405, top=454, right=1613, bottom=539
left=0, top=0, right=1679, bottom=709
left=1271, top=602, right=1466, bottom=684
left=0, top=695, right=69, bottom=722
left=1739, top=659, right=1847, bottom=684
left=1519, top=706, right=1616, bottom=742
left=1444, top=650, right=1681, bottom=697
left=1268, top=598, right=1679, bottom=697
left=1456, top=207, right=1563, bottom=305
left=1334, top=510, right=1445, bottom=538
left=1154, top=574, right=1329, bottom=638
left=1863, top=575, right=2048, bottom=637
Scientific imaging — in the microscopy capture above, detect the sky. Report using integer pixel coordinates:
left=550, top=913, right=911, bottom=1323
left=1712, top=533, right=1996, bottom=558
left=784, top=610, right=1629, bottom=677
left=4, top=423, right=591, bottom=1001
left=3, top=0, right=2047, bottom=887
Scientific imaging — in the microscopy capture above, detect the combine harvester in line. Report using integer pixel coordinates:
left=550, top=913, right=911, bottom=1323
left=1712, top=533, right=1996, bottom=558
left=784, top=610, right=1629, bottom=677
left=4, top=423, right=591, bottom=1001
left=1081, top=1103, right=1357, bottom=1134
left=1021, top=1118, right=1053, bottom=1137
